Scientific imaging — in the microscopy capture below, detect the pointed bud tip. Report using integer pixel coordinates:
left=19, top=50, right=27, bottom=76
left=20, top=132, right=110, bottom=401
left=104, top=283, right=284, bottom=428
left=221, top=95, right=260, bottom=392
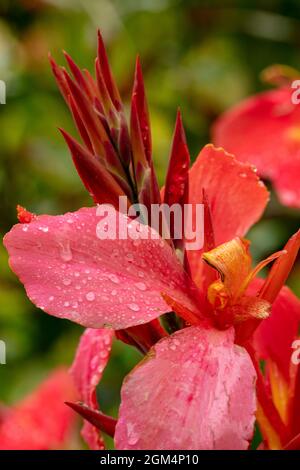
left=16, top=205, right=36, bottom=224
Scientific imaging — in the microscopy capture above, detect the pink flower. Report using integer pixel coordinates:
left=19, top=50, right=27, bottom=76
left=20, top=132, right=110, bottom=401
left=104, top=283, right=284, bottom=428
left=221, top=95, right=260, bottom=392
left=212, top=75, right=300, bottom=208
left=0, top=369, right=77, bottom=450
left=3, top=33, right=300, bottom=449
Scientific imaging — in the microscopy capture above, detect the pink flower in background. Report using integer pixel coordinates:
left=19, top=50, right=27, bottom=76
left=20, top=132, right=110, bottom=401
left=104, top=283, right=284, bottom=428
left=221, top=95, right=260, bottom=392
left=0, top=369, right=77, bottom=450
left=3, top=34, right=300, bottom=449
left=212, top=74, right=300, bottom=208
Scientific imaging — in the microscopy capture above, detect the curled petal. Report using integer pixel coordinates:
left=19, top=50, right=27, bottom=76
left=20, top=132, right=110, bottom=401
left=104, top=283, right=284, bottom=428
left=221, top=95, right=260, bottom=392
left=115, top=326, right=256, bottom=450
left=70, top=328, right=113, bottom=449
left=203, top=237, right=251, bottom=299
left=4, top=206, right=201, bottom=329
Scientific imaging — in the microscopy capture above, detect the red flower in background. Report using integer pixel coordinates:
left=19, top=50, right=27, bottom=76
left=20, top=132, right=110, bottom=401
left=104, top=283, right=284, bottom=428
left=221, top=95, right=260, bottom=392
left=3, top=35, right=300, bottom=449
left=212, top=70, right=300, bottom=208
left=0, top=369, right=77, bottom=450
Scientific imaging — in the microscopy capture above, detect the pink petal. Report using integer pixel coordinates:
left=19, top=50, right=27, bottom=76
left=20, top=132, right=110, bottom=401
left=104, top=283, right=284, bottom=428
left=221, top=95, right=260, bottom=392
left=115, top=326, right=256, bottom=450
left=213, top=87, right=300, bottom=208
left=188, top=144, right=269, bottom=284
left=70, top=328, right=113, bottom=449
left=0, top=369, right=76, bottom=450
left=4, top=206, right=201, bottom=329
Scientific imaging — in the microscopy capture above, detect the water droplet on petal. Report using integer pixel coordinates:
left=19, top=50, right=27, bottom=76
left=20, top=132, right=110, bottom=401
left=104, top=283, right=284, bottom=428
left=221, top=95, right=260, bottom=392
left=108, top=274, right=120, bottom=284
left=128, top=303, right=140, bottom=312
left=59, top=241, right=73, bottom=262
left=135, top=282, right=146, bottom=291
left=63, top=278, right=72, bottom=286
left=86, top=291, right=95, bottom=301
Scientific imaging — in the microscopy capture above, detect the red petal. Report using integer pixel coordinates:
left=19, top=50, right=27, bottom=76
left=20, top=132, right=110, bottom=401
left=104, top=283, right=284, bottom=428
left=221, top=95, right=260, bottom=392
left=0, top=369, right=76, bottom=450
left=60, top=129, right=127, bottom=206
left=66, top=402, right=116, bottom=437
left=97, top=30, right=122, bottom=110
left=115, top=326, right=256, bottom=450
left=63, top=51, right=93, bottom=100
left=188, top=145, right=269, bottom=285
left=164, top=110, right=190, bottom=207
left=4, top=207, right=201, bottom=329
left=213, top=87, right=300, bottom=208
left=132, top=56, right=152, bottom=162
left=259, top=229, right=300, bottom=304
left=16, top=205, right=36, bottom=224
left=253, top=284, right=300, bottom=381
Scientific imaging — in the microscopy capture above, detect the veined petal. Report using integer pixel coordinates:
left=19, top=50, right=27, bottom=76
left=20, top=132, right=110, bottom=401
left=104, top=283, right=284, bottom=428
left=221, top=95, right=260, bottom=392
left=188, top=145, right=268, bottom=285
left=213, top=87, right=300, bottom=208
left=70, top=328, right=113, bottom=449
left=4, top=206, right=201, bottom=329
left=115, top=326, right=256, bottom=450
left=0, top=369, right=76, bottom=450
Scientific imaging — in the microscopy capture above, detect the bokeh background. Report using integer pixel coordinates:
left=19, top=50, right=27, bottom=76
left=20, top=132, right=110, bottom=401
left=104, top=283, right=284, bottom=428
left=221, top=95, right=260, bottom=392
left=0, top=0, right=299, bottom=448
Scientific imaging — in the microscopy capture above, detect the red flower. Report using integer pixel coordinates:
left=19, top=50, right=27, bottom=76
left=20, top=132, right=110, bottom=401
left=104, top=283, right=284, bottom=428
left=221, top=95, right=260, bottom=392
left=3, top=34, right=300, bottom=449
left=0, top=369, right=77, bottom=450
left=212, top=84, right=300, bottom=208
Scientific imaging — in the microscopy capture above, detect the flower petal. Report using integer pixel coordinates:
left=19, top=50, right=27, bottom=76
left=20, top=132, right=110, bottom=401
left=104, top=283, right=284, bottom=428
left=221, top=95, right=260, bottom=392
left=70, top=328, right=113, bottom=449
left=115, top=326, right=256, bottom=450
left=203, top=237, right=252, bottom=299
left=213, top=88, right=300, bottom=208
left=188, top=145, right=268, bottom=285
left=0, top=369, right=76, bottom=450
left=253, top=285, right=300, bottom=382
left=4, top=206, right=201, bottom=329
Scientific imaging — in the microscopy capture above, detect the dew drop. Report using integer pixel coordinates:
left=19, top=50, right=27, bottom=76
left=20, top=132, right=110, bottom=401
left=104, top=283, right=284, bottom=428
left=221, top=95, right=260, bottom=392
left=86, top=291, right=95, bottom=301
left=64, top=301, right=70, bottom=307
left=126, top=253, right=134, bottom=262
left=128, top=303, right=140, bottom=312
left=108, top=274, right=120, bottom=284
left=135, top=282, right=146, bottom=291
left=59, top=241, right=72, bottom=262
left=63, top=278, right=72, bottom=286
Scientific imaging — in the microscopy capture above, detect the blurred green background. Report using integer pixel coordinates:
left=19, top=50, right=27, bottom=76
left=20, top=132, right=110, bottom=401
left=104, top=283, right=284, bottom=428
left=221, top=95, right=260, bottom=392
left=0, top=0, right=299, bottom=448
